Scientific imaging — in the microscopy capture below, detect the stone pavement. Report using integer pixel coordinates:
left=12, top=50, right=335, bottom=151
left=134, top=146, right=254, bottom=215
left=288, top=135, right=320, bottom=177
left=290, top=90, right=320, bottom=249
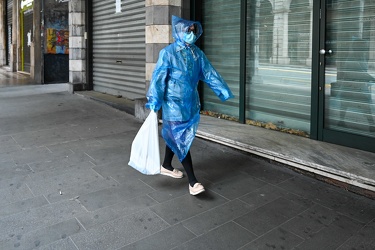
left=0, top=84, right=375, bottom=250
left=0, top=67, right=36, bottom=87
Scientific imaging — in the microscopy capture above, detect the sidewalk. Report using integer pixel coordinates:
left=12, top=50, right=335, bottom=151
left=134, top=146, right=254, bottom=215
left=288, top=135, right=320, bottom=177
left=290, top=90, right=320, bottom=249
left=78, top=91, right=375, bottom=196
left=0, top=84, right=374, bottom=250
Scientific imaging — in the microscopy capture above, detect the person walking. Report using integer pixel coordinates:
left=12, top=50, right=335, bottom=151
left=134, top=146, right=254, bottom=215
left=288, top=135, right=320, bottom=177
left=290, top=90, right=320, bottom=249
left=146, top=16, right=234, bottom=195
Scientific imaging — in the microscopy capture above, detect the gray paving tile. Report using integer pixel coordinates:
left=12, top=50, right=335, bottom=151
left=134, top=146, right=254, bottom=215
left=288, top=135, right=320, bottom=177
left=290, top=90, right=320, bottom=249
left=0, top=196, right=49, bottom=218
left=241, top=157, right=295, bottom=184
left=10, top=147, right=61, bottom=165
left=27, top=161, right=94, bottom=183
left=0, top=183, right=34, bottom=207
left=234, top=197, right=308, bottom=236
left=71, top=118, right=136, bottom=139
left=240, top=184, right=314, bottom=211
left=279, top=176, right=375, bottom=223
left=38, top=238, right=78, bottom=250
left=0, top=218, right=83, bottom=250
left=45, top=177, right=119, bottom=204
left=0, top=136, right=20, bottom=154
left=141, top=175, right=188, bottom=203
left=337, top=219, right=375, bottom=250
left=27, top=153, right=94, bottom=175
left=12, top=127, right=79, bottom=148
left=294, top=214, right=364, bottom=250
left=281, top=204, right=338, bottom=239
left=0, top=175, right=31, bottom=190
left=0, top=151, right=13, bottom=163
left=210, top=173, right=268, bottom=200
left=94, top=132, right=135, bottom=148
left=92, top=160, right=144, bottom=185
left=239, top=184, right=287, bottom=210
left=77, top=195, right=158, bottom=229
left=240, top=227, right=304, bottom=250
left=84, top=145, right=131, bottom=165
left=0, top=109, right=82, bottom=135
left=71, top=209, right=169, bottom=250
left=26, top=168, right=102, bottom=196
left=182, top=199, right=253, bottom=236
left=77, top=179, right=154, bottom=211
left=150, top=191, right=228, bottom=225
left=46, top=137, right=103, bottom=154
left=0, top=200, right=87, bottom=241
left=192, top=151, right=251, bottom=183
left=177, top=222, right=256, bottom=250
left=0, top=163, right=32, bottom=182
left=120, top=223, right=195, bottom=250
left=0, top=160, right=15, bottom=170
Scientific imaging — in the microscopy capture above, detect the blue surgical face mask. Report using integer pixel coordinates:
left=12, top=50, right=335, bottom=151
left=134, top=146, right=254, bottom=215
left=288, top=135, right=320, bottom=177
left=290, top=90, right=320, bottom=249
left=183, top=31, right=197, bottom=44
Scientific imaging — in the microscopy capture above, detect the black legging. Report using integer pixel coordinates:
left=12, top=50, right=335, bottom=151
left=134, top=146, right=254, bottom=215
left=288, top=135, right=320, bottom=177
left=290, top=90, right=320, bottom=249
left=162, top=145, right=198, bottom=187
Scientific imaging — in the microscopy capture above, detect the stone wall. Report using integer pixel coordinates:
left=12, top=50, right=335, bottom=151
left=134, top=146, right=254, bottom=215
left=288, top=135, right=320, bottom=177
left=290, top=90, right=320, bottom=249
left=68, top=0, right=87, bottom=92
left=135, top=0, right=183, bottom=120
left=0, top=1, right=5, bottom=66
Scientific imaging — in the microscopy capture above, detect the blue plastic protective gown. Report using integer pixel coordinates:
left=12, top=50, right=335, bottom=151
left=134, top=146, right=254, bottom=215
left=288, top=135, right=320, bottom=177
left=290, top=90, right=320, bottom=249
left=146, top=16, right=234, bottom=162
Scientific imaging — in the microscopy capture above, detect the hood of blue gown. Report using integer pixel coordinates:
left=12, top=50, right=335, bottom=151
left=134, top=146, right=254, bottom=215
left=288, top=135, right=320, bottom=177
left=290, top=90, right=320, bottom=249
left=172, top=15, right=203, bottom=45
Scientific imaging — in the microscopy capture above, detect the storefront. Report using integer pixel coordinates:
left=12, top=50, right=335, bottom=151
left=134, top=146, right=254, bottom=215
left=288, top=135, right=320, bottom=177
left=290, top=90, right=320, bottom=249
left=2, top=0, right=371, bottom=153
left=193, top=0, right=375, bottom=153
left=90, top=0, right=146, bottom=100
left=43, top=0, right=69, bottom=83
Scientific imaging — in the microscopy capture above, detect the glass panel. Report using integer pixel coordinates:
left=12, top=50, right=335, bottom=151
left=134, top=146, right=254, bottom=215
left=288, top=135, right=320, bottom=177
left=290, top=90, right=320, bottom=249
left=325, top=0, right=375, bottom=136
left=201, top=0, right=240, bottom=119
left=246, top=0, right=312, bottom=135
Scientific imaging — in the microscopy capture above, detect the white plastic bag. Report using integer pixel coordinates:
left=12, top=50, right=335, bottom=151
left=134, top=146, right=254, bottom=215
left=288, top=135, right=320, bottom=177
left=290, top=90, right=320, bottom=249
left=128, top=111, right=161, bottom=175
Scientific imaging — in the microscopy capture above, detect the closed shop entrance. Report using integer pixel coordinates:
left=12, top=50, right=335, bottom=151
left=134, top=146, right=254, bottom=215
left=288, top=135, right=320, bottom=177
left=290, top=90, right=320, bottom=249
left=197, top=0, right=375, bottom=153
left=317, top=0, right=375, bottom=151
left=91, top=0, right=146, bottom=100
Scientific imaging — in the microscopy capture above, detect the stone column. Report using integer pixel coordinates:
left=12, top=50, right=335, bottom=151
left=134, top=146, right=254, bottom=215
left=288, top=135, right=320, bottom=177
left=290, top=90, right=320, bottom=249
left=271, top=4, right=290, bottom=64
left=31, top=0, right=42, bottom=82
left=136, top=0, right=182, bottom=120
left=68, top=0, right=86, bottom=93
left=145, top=0, right=181, bottom=92
left=10, top=0, right=18, bottom=71
left=0, top=0, right=5, bottom=66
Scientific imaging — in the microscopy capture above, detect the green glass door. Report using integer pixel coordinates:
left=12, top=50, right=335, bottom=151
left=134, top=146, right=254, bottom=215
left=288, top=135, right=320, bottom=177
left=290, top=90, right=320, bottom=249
left=321, top=0, right=375, bottom=151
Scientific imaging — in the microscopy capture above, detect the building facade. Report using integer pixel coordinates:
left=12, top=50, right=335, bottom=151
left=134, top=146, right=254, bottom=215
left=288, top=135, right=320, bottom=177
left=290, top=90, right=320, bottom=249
left=0, top=0, right=374, bottom=153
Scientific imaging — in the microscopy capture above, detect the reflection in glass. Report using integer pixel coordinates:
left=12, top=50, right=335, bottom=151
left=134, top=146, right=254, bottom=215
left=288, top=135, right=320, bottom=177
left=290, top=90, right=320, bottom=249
left=325, top=1, right=375, bottom=137
left=201, top=0, right=240, bottom=119
left=246, top=0, right=312, bottom=135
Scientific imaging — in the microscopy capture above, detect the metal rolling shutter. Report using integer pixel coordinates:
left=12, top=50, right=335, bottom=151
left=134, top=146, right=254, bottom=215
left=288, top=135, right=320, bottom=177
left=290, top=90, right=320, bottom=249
left=92, top=0, right=145, bottom=100
left=201, top=0, right=241, bottom=119
left=6, top=0, right=13, bottom=65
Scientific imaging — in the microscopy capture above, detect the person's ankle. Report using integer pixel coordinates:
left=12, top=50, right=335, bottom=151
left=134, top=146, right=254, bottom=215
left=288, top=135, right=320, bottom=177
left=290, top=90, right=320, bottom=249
left=162, top=165, right=174, bottom=171
left=190, top=181, right=198, bottom=187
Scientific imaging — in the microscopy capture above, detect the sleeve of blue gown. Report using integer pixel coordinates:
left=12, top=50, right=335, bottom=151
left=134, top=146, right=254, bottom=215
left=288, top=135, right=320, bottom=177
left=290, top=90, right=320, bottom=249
left=199, top=52, right=234, bottom=101
left=145, top=50, right=170, bottom=111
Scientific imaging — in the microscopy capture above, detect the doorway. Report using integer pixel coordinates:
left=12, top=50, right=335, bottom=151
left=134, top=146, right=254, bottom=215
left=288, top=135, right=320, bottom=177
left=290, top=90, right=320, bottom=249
left=318, top=0, right=375, bottom=151
left=20, top=6, right=33, bottom=73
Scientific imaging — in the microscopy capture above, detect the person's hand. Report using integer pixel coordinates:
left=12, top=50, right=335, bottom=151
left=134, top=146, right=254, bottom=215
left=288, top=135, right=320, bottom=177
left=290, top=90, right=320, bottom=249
left=147, top=104, right=159, bottom=112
